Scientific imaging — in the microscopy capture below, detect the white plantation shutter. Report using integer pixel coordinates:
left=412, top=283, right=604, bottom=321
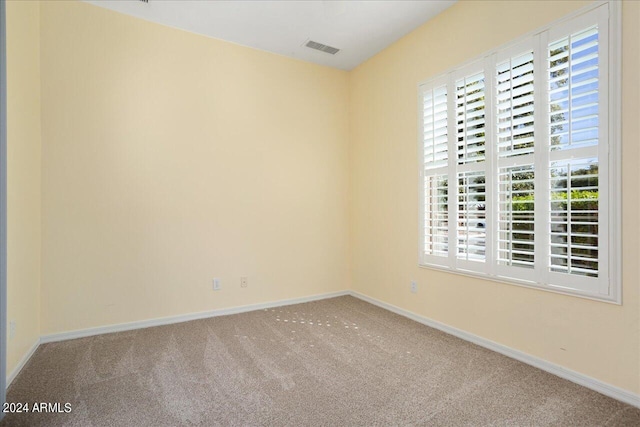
left=548, top=27, right=600, bottom=151
left=456, top=72, right=486, bottom=164
left=545, top=6, right=609, bottom=295
left=418, top=2, right=618, bottom=302
left=494, top=46, right=537, bottom=280
left=496, top=52, right=535, bottom=158
left=457, top=171, right=486, bottom=262
left=497, top=165, right=535, bottom=272
left=423, top=174, right=448, bottom=257
left=549, top=159, right=599, bottom=277
left=423, top=85, right=449, bottom=170
left=421, top=82, right=450, bottom=262
left=453, top=67, right=488, bottom=272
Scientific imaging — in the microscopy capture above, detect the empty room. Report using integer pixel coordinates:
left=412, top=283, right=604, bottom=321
left=1, top=0, right=639, bottom=425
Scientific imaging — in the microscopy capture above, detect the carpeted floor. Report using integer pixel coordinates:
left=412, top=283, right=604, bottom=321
left=2, top=296, right=639, bottom=426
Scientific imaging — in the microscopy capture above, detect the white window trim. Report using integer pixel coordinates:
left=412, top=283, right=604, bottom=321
left=417, top=1, right=621, bottom=304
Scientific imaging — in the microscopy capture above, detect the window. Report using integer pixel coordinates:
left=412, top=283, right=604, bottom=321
left=418, top=2, right=620, bottom=302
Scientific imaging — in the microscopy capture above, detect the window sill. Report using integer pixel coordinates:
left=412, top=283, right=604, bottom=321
left=417, top=262, right=621, bottom=305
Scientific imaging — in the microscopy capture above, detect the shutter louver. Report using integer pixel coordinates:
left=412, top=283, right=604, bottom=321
left=424, top=175, right=449, bottom=256
left=550, top=159, right=599, bottom=277
left=456, top=73, right=486, bottom=164
left=457, top=171, right=486, bottom=262
left=497, top=165, right=535, bottom=268
left=496, top=52, right=535, bottom=158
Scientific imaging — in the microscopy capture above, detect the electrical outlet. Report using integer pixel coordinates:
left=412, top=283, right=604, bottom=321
left=213, top=278, right=221, bottom=291
left=9, top=321, right=16, bottom=339
left=240, top=277, right=248, bottom=288
left=410, top=281, right=417, bottom=294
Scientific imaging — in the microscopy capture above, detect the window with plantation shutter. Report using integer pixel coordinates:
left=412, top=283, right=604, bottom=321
left=418, top=2, right=620, bottom=302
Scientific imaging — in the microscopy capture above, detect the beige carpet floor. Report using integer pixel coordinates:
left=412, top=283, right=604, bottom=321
left=1, top=296, right=639, bottom=426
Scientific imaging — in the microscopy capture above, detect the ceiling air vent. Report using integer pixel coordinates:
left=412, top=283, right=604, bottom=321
left=304, top=40, right=340, bottom=55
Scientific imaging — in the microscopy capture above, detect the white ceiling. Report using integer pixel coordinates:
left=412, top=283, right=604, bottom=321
left=84, top=0, right=456, bottom=71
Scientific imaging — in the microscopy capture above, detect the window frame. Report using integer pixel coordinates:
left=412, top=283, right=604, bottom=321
left=417, top=1, right=621, bottom=304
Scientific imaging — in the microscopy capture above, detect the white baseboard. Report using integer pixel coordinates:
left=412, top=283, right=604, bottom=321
left=40, top=290, right=349, bottom=344
left=6, top=291, right=348, bottom=389
left=10, top=289, right=640, bottom=409
left=349, top=290, right=640, bottom=409
left=7, top=338, right=40, bottom=389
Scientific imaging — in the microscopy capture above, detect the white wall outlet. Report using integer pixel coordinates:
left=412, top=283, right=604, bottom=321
left=9, top=320, right=16, bottom=339
left=240, top=277, right=248, bottom=288
left=410, top=281, right=417, bottom=294
left=213, top=278, right=221, bottom=291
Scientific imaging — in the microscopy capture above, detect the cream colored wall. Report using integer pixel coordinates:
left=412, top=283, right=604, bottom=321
left=6, top=0, right=42, bottom=376
left=349, top=0, right=640, bottom=395
left=39, top=1, right=350, bottom=334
